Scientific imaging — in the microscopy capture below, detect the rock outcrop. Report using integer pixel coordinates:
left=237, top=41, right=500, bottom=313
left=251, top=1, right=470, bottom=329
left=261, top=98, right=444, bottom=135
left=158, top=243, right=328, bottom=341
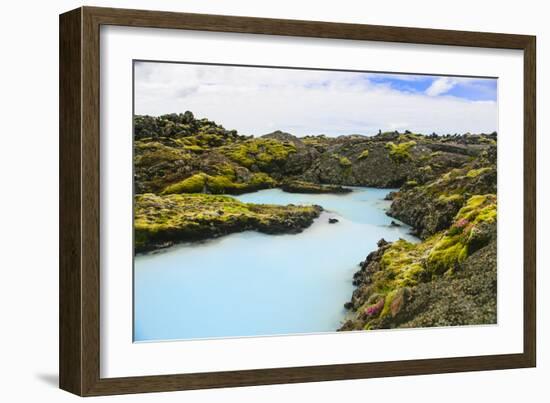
left=134, top=113, right=496, bottom=195
left=134, top=193, right=322, bottom=252
left=340, top=138, right=497, bottom=331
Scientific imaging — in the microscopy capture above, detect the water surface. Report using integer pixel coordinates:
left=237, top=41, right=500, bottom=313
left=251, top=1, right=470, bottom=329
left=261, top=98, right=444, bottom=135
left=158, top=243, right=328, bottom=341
left=134, top=187, right=417, bottom=342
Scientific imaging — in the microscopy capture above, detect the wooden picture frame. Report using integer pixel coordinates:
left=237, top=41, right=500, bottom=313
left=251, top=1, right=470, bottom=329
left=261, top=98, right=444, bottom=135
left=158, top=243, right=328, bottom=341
left=59, top=6, right=536, bottom=396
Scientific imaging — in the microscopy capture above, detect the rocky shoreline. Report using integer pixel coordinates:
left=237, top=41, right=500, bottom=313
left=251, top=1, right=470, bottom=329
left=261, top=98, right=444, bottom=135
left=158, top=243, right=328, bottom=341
left=134, top=193, right=322, bottom=253
left=339, top=148, right=497, bottom=330
left=280, top=180, right=352, bottom=194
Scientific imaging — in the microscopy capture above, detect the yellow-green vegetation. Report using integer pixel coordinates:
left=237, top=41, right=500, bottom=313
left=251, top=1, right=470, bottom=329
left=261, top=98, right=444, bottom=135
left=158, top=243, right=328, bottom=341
left=358, top=149, right=370, bottom=160
left=301, top=135, right=329, bottom=147
left=455, top=194, right=497, bottom=224
left=180, top=132, right=232, bottom=148
left=426, top=194, right=496, bottom=274
left=379, top=239, right=435, bottom=289
left=397, top=133, right=423, bottom=142
left=437, top=193, right=463, bottom=204
left=419, top=165, right=433, bottom=174
left=134, top=193, right=321, bottom=251
left=405, top=180, right=418, bottom=187
left=416, top=163, right=495, bottom=201
left=466, top=167, right=492, bottom=178
left=161, top=171, right=276, bottom=195
left=182, top=144, right=204, bottom=152
left=350, top=193, right=497, bottom=327
left=339, top=156, right=352, bottom=167
left=441, top=168, right=464, bottom=181
left=355, top=238, right=436, bottom=322
left=222, top=138, right=296, bottom=169
left=385, top=140, right=416, bottom=162
left=162, top=173, right=207, bottom=194
left=134, top=141, right=191, bottom=167
left=479, top=137, right=497, bottom=145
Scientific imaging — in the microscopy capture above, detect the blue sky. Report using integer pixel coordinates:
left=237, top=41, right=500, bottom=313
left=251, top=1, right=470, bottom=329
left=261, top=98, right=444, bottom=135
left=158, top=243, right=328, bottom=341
left=134, top=62, right=498, bottom=136
left=367, top=74, right=497, bottom=101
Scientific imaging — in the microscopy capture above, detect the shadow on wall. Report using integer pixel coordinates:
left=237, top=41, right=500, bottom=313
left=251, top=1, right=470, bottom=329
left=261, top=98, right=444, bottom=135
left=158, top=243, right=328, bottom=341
left=35, top=373, right=58, bottom=388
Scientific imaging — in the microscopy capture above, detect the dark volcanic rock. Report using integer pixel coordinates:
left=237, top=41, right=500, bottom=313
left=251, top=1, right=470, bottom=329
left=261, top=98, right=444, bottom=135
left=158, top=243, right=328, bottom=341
left=261, top=130, right=304, bottom=146
left=339, top=227, right=497, bottom=330
left=382, top=240, right=497, bottom=329
left=281, top=180, right=351, bottom=194
left=387, top=161, right=497, bottom=239
left=134, top=194, right=323, bottom=253
left=134, top=113, right=495, bottom=195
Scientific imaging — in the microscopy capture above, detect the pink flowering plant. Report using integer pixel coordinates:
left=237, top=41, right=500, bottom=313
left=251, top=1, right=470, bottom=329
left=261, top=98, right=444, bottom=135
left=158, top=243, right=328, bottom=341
left=365, top=298, right=385, bottom=317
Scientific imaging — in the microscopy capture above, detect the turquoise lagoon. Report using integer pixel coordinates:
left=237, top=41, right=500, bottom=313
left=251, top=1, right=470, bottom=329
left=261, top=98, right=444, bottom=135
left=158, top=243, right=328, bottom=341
left=134, top=187, right=418, bottom=342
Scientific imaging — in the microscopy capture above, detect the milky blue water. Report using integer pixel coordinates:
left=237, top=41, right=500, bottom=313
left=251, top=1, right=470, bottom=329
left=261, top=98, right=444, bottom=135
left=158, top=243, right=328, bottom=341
left=134, top=187, right=418, bottom=342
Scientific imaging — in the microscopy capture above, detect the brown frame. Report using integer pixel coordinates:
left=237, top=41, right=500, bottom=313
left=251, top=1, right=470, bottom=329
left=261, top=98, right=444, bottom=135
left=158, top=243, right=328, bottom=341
left=59, top=6, right=536, bottom=396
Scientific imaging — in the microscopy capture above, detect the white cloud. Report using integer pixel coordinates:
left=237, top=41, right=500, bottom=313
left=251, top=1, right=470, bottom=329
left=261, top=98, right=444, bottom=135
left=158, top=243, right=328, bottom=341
left=425, top=77, right=459, bottom=96
left=134, top=62, right=497, bottom=136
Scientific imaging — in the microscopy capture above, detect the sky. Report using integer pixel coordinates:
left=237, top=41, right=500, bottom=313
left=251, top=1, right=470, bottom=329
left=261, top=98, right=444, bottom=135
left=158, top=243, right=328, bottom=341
left=134, top=61, right=498, bottom=137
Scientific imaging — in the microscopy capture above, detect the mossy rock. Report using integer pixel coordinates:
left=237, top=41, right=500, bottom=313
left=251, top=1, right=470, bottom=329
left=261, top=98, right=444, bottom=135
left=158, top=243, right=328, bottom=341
left=385, top=140, right=416, bottom=162
left=161, top=171, right=277, bottom=195
left=135, top=193, right=322, bottom=252
left=339, top=156, right=352, bottom=167
left=358, top=149, right=369, bottom=160
left=280, top=180, right=351, bottom=194
left=221, top=138, right=297, bottom=170
left=426, top=194, right=496, bottom=275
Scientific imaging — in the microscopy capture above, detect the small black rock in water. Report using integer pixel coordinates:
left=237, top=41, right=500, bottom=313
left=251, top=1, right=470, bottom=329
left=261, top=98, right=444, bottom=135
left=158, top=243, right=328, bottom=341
left=390, top=220, right=401, bottom=227
left=328, top=218, right=339, bottom=224
left=377, top=238, right=388, bottom=247
left=344, top=301, right=354, bottom=310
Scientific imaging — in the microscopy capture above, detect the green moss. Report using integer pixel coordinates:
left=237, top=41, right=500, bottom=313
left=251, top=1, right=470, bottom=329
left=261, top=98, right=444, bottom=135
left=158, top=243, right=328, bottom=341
left=441, top=168, right=463, bottom=182
left=385, top=140, right=416, bottom=162
left=377, top=239, right=433, bottom=291
left=339, top=156, right=352, bottom=167
left=134, top=193, right=321, bottom=251
left=466, top=167, right=492, bottom=178
left=427, top=233, right=468, bottom=275
left=249, top=172, right=277, bottom=187
left=161, top=170, right=277, bottom=195
left=427, top=194, right=497, bottom=274
left=206, top=175, right=238, bottom=193
left=479, top=137, right=497, bottom=145
left=476, top=206, right=497, bottom=223
left=405, top=180, right=418, bottom=187
left=455, top=194, right=497, bottom=223
left=301, top=135, right=329, bottom=147
left=222, top=138, right=296, bottom=169
left=358, top=149, right=370, bottom=160
left=359, top=194, right=497, bottom=320
left=161, top=173, right=206, bottom=194
left=134, top=141, right=191, bottom=166
left=437, top=193, right=463, bottom=204
left=183, top=144, right=204, bottom=152
left=420, top=165, right=433, bottom=173
left=398, top=133, right=423, bottom=142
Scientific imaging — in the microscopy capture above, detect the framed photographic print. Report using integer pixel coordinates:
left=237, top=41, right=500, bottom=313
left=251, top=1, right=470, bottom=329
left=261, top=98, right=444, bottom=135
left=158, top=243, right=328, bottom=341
left=59, top=6, right=536, bottom=396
